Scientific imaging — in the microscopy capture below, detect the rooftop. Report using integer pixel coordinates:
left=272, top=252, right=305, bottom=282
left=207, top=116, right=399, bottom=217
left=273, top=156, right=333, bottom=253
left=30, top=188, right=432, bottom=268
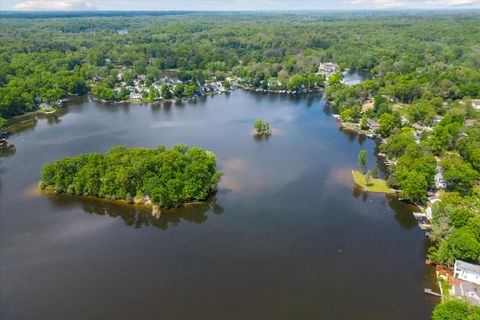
left=456, top=260, right=480, bottom=274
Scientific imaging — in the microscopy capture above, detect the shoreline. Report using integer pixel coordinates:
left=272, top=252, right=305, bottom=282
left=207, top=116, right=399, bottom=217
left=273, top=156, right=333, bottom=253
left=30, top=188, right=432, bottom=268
left=5, top=87, right=323, bottom=125
left=351, top=170, right=396, bottom=194
left=39, top=185, right=216, bottom=216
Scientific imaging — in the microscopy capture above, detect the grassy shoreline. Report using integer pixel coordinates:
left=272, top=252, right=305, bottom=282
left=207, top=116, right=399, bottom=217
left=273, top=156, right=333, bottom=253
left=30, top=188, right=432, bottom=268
left=351, top=170, right=395, bottom=193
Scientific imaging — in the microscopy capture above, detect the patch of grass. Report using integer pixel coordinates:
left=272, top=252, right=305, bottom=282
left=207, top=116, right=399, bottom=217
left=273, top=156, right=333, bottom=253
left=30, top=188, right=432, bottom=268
left=473, top=185, right=480, bottom=194
left=340, top=121, right=371, bottom=135
left=351, top=170, right=394, bottom=193
left=39, top=107, right=57, bottom=114
left=439, top=277, right=452, bottom=298
left=395, top=104, right=410, bottom=117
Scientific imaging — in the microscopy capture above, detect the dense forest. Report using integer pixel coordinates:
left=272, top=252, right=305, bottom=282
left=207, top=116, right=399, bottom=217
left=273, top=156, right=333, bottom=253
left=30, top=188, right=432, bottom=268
left=1, top=12, right=479, bottom=118
left=39, top=145, right=221, bottom=208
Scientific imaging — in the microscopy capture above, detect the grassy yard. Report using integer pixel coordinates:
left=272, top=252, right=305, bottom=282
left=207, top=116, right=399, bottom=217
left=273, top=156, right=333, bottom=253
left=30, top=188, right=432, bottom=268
left=351, top=170, right=395, bottom=193
left=340, top=121, right=372, bottom=135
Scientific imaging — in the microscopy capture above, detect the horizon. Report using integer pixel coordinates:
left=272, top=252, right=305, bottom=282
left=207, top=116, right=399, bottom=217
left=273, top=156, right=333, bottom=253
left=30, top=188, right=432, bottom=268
left=1, top=0, right=480, bottom=12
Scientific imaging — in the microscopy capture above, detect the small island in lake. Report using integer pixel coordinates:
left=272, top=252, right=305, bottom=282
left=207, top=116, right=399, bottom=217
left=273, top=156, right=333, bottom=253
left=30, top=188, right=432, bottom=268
left=253, top=119, right=272, bottom=136
left=39, top=145, right=221, bottom=208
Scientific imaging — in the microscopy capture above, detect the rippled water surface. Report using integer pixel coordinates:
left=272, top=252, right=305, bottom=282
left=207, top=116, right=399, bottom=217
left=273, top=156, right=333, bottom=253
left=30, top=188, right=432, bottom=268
left=0, top=90, right=438, bottom=319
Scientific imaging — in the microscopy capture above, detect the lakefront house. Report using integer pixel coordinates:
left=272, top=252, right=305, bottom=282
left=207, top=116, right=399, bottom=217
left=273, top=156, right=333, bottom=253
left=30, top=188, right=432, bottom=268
left=454, top=260, right=480, bottom=285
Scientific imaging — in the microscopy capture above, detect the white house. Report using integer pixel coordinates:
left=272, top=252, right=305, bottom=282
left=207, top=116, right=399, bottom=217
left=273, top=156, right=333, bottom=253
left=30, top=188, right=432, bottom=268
left=425, top=207, right=433, bottom=220
left=129, top=92, right=143, bottom=100
left=473, top=101, right=480, bottom=111
left=435, top=162, right=446, bottom=190
left=454, top=260, right=480, bottom=285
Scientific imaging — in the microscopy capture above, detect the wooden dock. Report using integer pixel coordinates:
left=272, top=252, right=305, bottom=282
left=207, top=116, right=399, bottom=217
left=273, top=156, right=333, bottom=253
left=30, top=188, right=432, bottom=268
left=424, top=288, right=441, bottom=297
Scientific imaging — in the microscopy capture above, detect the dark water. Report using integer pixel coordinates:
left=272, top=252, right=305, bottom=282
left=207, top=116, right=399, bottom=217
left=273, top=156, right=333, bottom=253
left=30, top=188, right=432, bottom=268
left=0, top=90, right=438, bottom=320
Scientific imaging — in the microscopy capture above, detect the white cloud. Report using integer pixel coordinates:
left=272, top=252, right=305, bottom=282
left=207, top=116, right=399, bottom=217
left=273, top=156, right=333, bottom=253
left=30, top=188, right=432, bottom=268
left=348, top=0, right=406, bottom=8
left=435, top=0, right=480, bottom=6
left=14, top=0, right=94, bottom=11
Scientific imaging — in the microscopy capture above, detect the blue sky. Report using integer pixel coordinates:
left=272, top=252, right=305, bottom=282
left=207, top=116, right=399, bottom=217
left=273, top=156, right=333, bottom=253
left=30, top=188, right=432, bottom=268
left=1, top=0, right=480, bottom=11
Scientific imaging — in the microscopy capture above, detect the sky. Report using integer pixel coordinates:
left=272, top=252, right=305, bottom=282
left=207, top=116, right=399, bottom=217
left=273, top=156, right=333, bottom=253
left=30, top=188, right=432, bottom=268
left=1, top=0, right=480, bottom=11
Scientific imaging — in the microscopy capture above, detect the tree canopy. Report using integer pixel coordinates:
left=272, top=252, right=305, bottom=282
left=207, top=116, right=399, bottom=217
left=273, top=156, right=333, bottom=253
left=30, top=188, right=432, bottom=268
left=39, top=145, right=221, bottom=208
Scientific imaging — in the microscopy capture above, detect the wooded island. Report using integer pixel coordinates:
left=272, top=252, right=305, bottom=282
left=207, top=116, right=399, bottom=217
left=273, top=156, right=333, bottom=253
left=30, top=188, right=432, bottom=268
left=39, top=145, right=221, bottom=208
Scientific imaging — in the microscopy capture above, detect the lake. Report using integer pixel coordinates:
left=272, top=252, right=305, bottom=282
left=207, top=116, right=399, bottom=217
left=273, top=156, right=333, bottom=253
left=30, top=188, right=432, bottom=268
left=0, top=89, right=438, bottom=319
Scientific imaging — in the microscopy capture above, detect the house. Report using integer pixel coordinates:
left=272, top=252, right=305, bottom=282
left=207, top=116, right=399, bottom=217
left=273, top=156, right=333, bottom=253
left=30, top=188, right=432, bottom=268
left=382, top=95, right=400, bottom=103
left=390, top=96, right=400, bottom=103
left=433, top=115, right=444, bottom=124
left=316, top=62, right=340, bottom=79
left=367, top=119, right=380, bottom=130
left=454, top=260, right=480, bottom=285
left=129, top=92, right=143, bottom=100
left=428, top=194, right=440, bottom=204
left=435, top=167, right=446, bottom=189
left=135, top=75, right=146, bottom=85
left=425, top=206, right=433, bottom=220
left=39, top=103, right=52, bottom=110
left=361, top=99, right=374, bottom=112
left=465, top=119, right=476, bottom=127
left=472, top=100, right=480, bottom=111
left=412, top=123, right=423, bottom=130
left=451, top=260, right=480, bottom=306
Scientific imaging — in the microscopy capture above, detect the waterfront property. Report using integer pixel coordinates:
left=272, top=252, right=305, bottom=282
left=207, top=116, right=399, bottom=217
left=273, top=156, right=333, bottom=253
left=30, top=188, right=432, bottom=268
left=450, top=260, right=480, bottom=306
left=454, top=260, right=480, bottom=286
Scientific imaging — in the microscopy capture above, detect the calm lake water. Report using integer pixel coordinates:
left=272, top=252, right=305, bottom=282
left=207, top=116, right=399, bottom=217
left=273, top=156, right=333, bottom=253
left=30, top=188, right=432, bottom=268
left=0, top=89, right=438, bottom=319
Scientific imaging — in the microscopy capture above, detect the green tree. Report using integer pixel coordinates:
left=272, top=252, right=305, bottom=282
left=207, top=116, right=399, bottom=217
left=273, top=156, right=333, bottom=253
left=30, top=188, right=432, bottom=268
left=432, top=300, right=469, bottom=320
left=398, top=171, right=428, bottom=202
left=442, top=155, right=479, bottom=195
left=377, top=113, right=398, bottom=137
left=358, top=150, right=368, bottom=174
left=161, top=84, right=172, bottom=99
left=253, top=119, right=271, bottom=135
left=430, top=228, right=480, bottom=265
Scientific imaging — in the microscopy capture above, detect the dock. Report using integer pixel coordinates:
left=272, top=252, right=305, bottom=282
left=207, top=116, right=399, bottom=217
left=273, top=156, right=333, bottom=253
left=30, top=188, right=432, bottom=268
left=419, top=222, right=432, bottom=230
left=424, top=288, right=442, bottom=297
left=413, top=212, right=427, bottom=219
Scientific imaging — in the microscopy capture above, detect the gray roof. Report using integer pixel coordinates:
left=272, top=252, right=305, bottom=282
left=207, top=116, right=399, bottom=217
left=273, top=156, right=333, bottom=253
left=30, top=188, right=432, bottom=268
left=456, top=260, right=480, bottom=274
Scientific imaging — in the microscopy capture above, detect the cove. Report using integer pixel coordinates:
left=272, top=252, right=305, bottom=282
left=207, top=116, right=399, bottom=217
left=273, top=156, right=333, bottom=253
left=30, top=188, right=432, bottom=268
left=0, top=90, right=438, bottom=319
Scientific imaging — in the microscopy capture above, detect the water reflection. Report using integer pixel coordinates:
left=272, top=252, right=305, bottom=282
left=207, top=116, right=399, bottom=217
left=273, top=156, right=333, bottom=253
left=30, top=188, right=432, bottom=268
left=253, top=134, right=271, bottom=142
left=7, top=106, right=69, bottom=135
left=45, top=193, right=224, bottom=230
left=0, top=143, right=16, bottom=158
left=386, top=194, right=419, bottom=230
left=352, top=184, right=419, bottom=231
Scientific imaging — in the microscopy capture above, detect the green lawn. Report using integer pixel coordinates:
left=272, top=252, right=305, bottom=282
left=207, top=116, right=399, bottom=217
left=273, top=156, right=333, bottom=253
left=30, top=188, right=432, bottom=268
left=351, top=170, right=394, bottom=193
